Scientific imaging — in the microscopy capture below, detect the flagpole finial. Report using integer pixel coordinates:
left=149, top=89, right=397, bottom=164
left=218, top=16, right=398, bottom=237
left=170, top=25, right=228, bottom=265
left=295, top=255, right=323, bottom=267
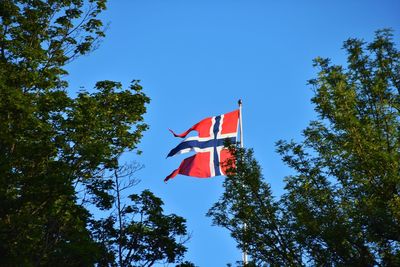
left=238, top=99, right=242, bottom=106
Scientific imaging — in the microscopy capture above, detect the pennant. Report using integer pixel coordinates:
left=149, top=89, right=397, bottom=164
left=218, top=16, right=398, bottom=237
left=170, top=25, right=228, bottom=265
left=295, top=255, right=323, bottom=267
left=165, top=110, right=239, bottom=182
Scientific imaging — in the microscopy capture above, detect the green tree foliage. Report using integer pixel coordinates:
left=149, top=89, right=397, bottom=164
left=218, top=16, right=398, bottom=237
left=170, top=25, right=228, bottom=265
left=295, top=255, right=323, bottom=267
left=92, top=164, right=191, bottom=267
left=93, top=189, right=190, bottom=267
left=208, top=147, right=302, bottom=266
left=175, top=261, right=197, bottom=267
left=208, top=29, right=400, bottom=266
left=0, top=0, right=107, bottom=90
left=0, top=1, right=190, bottom=266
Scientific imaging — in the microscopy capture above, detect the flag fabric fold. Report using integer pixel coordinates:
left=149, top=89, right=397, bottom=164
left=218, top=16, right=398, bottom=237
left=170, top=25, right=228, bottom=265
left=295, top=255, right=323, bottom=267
left=165, top=109, right=239, bottom=182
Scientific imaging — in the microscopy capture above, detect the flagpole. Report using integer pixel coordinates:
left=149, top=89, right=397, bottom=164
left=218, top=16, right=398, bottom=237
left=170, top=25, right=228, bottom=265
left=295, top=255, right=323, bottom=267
left=238, top=99, right=248, bottom=265
left=239, top=99, right=244, bottom=148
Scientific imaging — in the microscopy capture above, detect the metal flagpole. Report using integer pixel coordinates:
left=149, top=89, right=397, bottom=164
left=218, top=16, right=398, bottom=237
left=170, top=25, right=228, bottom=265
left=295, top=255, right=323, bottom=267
left=239, top=99, right=244, bottom=147
left=238, top=99, right=248, bottom=265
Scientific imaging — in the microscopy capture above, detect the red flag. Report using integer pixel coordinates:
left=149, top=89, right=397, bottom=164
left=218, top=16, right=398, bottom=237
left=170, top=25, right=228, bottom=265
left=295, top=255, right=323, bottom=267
left=165, top=110, right=239, bottom=182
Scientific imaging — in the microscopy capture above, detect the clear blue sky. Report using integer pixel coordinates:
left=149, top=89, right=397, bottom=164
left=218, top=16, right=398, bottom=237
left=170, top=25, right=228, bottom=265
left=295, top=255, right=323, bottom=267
left=66, top=1, right=400, bottom=265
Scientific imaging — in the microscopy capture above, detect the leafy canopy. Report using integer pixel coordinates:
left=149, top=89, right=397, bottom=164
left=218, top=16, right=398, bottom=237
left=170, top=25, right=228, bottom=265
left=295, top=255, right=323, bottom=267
left=208, top=29, right=400, bottom=266
left=0, top=1, right=191, bottom=266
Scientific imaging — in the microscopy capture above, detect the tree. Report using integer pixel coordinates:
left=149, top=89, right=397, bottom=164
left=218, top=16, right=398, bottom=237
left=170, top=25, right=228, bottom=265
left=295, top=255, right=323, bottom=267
left=208, top=29, right=400, bottom=266
left=0, top=1, right=113, bottom=265
left=175, top=261, right=197, bottom=267
left=0, top=0, right=107, bottom=90
left=92, top=163, right=191, bottom=267
left=208, top=147, right=302, bottom=266
left=0, top=1, right=191, bottom=265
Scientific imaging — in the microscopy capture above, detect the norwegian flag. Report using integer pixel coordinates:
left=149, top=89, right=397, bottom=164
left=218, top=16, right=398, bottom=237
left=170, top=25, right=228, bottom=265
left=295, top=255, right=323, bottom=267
left=165, top=110, right=239, bottom=182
